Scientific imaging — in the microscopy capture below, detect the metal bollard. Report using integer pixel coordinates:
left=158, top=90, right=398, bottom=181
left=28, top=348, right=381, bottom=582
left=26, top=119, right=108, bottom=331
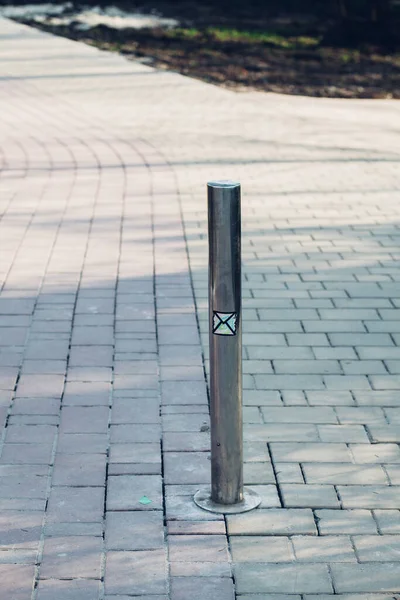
left=194, top=181, right=261, bottom=514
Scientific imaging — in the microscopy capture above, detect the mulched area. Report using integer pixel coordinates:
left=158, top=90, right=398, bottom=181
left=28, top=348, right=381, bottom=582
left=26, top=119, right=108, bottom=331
left=15, top=2, right=400, bottom=99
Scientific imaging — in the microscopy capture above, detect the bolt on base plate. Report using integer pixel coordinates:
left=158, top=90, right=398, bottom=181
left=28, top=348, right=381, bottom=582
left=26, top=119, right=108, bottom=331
left=194, top=487, right=261, bottom=514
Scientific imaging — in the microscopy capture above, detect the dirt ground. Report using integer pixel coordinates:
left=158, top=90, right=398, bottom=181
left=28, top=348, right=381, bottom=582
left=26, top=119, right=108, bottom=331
left=15, top=1, right=400, bottom=99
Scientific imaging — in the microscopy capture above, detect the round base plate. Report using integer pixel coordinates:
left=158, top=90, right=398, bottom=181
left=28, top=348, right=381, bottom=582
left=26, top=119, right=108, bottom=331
left=194, top=487, right=261, bottom=514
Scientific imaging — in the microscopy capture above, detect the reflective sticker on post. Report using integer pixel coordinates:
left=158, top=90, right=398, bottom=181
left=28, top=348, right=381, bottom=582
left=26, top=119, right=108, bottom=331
left=213, top=312, right=237, bottom=336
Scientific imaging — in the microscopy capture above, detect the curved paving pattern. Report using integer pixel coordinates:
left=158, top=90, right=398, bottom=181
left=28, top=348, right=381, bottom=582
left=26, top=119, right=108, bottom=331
left=1, top=16, right=400, bottom=600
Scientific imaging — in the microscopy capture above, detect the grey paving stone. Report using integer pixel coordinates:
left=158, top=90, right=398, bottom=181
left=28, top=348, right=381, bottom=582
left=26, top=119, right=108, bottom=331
left=316, top=509, right=378, bottom=535
left=46, top=487, right=104, bottom=523
left=52, top=453, right=107, bottom=486
left=350, top=443, right=400, bottom=463
left=105, top=550, right=167, bottom=595
left=255, top=375, right=325, bottom=390
left=170, top=561, right=231, bottom=577
left=234, top=563, right=333, bottom=594
left=161, top=381, right=208, bottom=405
left=111, top=398, right=160, bottom=424
left=69, top=345, right=114, bottom=367
left=167, top=521, right=226, bottom=535
left=368, top=426, right=400, bottom=442
left=317, top=425, right=369, bottom=443
left=0, top=511, right=42, bottom=547
left=354, top=535, right=400, bottom=562
left=106, top=511, right=164, bottom=550
left=227, top=509, right=317, bottom=535
left=303, top=463, right=387, bottom=485
left=244, top=462, right=275, bottom=484
left=166, top=495, right=223, bottom=521
left=338, top=486, right=400, bottom=509
left=270, top=442, right=352, bottom=463
left=39, top=574, right=101, bottom=597
left=164, top=432, right=210, bottom=452
left=170, top=577, right=234, bottom=600
left=162, top=413, right=210, bottom=432
left=243, top=390, right=282, bottom=406
left=292, top=535, right=356, bottom=562
left=11, top=398, right=60, bottom=415
left=336, top=407, right=387, bottom=425
left=374, top=510, right=400, bottom=534
left=244, top=424, right=318, bottom=442
left=275, top=463, right=304, bottom=484
left=110, top=423, right=161, bottom=443
left=56, top=433, right=108, bottom=454
left=0, top=564, right=35, bottom=598
left=72, top=326, right=114, bottom=345
left=230, top=535, right=293, bottom=562
left=169, top=534, right=228, bottom=562
left=107, top=475, right=162, bottom=510
left=110, top=443, right=161, bottom=464
left=109, top=463, right=161, bottom=475
left=44, top=522, right=103, bottom=537
left=306, top=391, right=355, bottom=406
left=163, top=452, right=210, bottom=485
left=281, top=484, right=340, bottom=508
left=59, top=406, right=109, bottom=433
left=0, top=443, right=53, bottom=465
left=261, top=407, right=337, bottom=424
left=5, top=424, right=57, bottom=444
left=331, top=563, right=400, bottom=593
left=40, top=536, right=102, bottom=578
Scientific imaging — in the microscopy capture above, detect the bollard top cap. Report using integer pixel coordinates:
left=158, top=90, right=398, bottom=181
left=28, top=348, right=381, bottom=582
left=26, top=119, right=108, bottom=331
left=208, top=180, right=240, bottom=189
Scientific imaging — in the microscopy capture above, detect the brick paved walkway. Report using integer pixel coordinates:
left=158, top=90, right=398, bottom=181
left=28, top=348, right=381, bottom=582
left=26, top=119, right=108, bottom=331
left=1, top=16, right=400, bottom=600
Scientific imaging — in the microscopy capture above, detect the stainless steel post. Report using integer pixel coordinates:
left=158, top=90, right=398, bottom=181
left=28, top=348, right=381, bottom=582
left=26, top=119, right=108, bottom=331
left=194, top=181, right=261, bottom=514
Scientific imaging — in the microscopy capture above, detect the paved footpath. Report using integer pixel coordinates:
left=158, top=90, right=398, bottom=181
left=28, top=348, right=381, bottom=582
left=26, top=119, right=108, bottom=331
left=1, top=16, right=400, bottom=600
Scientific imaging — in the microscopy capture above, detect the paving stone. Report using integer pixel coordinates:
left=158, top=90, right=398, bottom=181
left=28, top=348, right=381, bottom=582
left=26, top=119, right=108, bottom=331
left=161, top=381, right=208, bottom=405
left=350, top=443, right=400, bottom=463
left=244, top=462, right=275, bottom=484
left=163, top=452, right=210, bottom=484
left=307, top=391, right=355, bottom=406
left=162, top=413, right=210, bottom=432
left=317, top=425, right=369, bottom=443
left=166, top=495, right=223, bottom=521
left=110, top=443, right=161, bottom=464
left=1, top=443, right=53, bottom=465
left=167, top=521, right=226, bottom=535
left=270, top=442, right=352, bottom=463
left=170, top=577, right=234, bottom=600
left=40, top=536, right=102, bottom=578
left=230, top=535, right=293, bottom=562
left=374, top=510, right=400, bottom=534
left=164, top=432, right=210, bottom=452
left=338, top=486, right=400, bottom=509
left=292, top=535, right=356, bottom=562
left=106, top=511, right=164, bottom=550
left=303, top=463, right=388, bottom=485
left=227, top=509, right=317, bottom=535
left=234, top=563, right=333, bottom=594
left=57, top=433, right=108, bottom=454
left=107, top=475, right=162, bottom=510
left=331, top=563, right=400, bottom=593
left=36, top=578, right=101, bottom=600
left=5, top=424, right=57, bottom=444
left=59, top=406, right=109, bottom=433
left=354, top=535, right=400, bottom=562
left=110, top=423, right=161, bottom=443
left=261, top=407, right=337, bottom=424
left=52, top=453, right=107, bottom=486
left=281, top=484, right=340, bottom=508
left=46, top=487, right=104, bottom=523
left=105, top=550, right=167, bottom=595
left=170, top=561, right=231, bottom=576
left=44, top=522, right=103, bottom=537
left=0, top=564, right=35, bottom=598
left=316, top=509, right=378, bottom=534
left=111, top=398, right=160, bottom=424
left=0, top=511, right=42, bottom=547
left=244, top=424, right=318, bottom=442
left=169, top=534, right=228, bottom=562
